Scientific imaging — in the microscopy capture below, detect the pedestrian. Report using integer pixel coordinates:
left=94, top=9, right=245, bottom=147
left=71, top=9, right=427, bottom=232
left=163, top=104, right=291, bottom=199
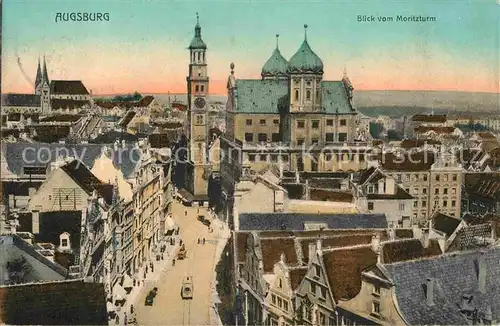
left=161, top=253, right=164, bottom=260
left=143, top=270, right=146, bottom=279
left=203, top=238, right=205, bottom=244
left=185, top=210, right=187, bottom=216
left=151, top=265, right=154, bottom=273
left=197, top=238, right=200, bottom=244
left=197, top=208, right=200, bottom=213
left=124, top=313, right=128, bottom=325
left=145, top=266, right=148, bottom=274
left=130, top=304, right=134, bottom=314
left=133, top=278, right=136, bottom=286
left=115, top=314, right=120, bottom=325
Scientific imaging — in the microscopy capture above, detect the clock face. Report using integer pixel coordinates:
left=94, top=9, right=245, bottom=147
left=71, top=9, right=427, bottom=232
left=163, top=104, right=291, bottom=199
left=194, top=97, right=206, bottom=109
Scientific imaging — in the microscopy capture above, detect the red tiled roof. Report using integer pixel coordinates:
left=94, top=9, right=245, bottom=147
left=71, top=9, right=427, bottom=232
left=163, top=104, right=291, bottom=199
left=0, top=280, right=108, bottom=325
left=50, top=80, right=89, bottom=95
left=394, top=229, right=414, bottom=239
left=301, top=234, right=375, bottom=262
left=40, top=114, right=81, bottom=123
left=412, top=114, right=447, bottom=123
left=172, top=102, right=187, bottom=111
left=289, top=267, right=308, bottom=290
left=260, top=238, right=298, bottom=272
left=414, top=126, right=455, bottom=134
left=400, top=139, right=441, bottom=149
left=382, top=238, right=442, bottom=264
left=323, top=246, right=377, bottom=301
left=137, top=95, right=155, bottom=107
left=309, top=189, right=353, bottom=202
left=380, top=151, right=436, bottom=171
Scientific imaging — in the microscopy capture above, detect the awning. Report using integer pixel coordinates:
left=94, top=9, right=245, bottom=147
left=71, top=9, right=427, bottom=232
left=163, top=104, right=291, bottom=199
left=113, top=283, right=127, bottom=301
left=166, top=215, right=176, bottom=230
left=107, top=301, right=115, bottom=312
left=122, top=273, right=133, bottom=288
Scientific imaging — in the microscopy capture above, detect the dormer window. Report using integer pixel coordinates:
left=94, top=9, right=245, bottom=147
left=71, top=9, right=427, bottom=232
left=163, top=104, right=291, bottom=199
left=306, top=90, right=311, bottom=101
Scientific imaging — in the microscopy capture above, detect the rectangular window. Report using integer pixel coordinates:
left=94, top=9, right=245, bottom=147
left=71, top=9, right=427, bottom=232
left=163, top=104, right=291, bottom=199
left=258, top=154, right=267, bottom=162
left=435, top=188, right=439, bottom=195
left=312, top=120, right=320, bottom=129
left=324, top=153, right=332, bottom=161
left=423, top=175, right=428, bottom=181
left=196, top=115, right=203, bottom=124
left=277, top=297, right=282, bottom=308
left=245, top=133, right=253, bottom=142
left=200, top=85, right=204, bottom=92
left=452, top=174, right=457, bottom=181
left=340, top=119, right=347, bottom=126
left=297, top=120, right=305, bottom=128
left=423, top=188, right=427, bottom=194
left=452, top=188, right=456, bottom=195
left=258, top=133, right=267, bottom=142
left=297, top=139, right=304, bottom=145
left=310, top=282, right=316, bottom=295
left=321, top=287, right=327, bottom=298
left=248, top=154, right=255, bottom=162
left=326, top=119, right=334, bottom=126
left=422, top=200, right=427, bottom=207
left=326, top=133, right=334, bottom=142
left=338, top=133, right=347, bottom=142
left=373, top=284, right=380, bottom=295
left=368, top=202, right=374, bottom=210
left=272, top=294, right=276, bottom=305
left=315, top=265, right=321, bottom=276
left=413, top=201, right=418, bottom=208
left=444, top=174, right=448, bottom=182
left=312, top=138, right=319, bottom=145
left=413, top=188, right=418, bottom=195
left=281, top=155, right=289, bottom=162
left=452, top=200, right=456, bottom=207
left=283, top=301, right=289, bottom=311
left=273, top=119, right=279, bottom=125
left=260, top=119, right=266, bottom=126
left=436, top=175, right=440, bottom=181
left=195, top=85, right=199, bottom=92
left=443, top=200, right=448, bottom=207
left=246, top=119, right=252, bottom=126
left=271, top=133, right=280, bottom=142
left=399, top=203, right=405, bottom=211
left=372, top=301, right=380, bottom=315
left=270, top=155, right=278, bottom=162
left=444, top=188, right=448, bottom=195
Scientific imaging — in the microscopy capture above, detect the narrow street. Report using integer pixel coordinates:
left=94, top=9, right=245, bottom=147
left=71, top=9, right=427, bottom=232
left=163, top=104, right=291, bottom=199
left=135, top=201, right=222, bottom=325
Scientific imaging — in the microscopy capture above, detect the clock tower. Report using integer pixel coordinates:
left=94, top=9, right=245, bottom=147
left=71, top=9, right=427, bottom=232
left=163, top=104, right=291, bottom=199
left=186, top=13, right=210, bottom=197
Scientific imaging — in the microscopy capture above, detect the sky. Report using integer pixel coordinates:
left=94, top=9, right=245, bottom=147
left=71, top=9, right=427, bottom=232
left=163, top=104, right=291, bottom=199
left=2, top=0, right=499, bottom=95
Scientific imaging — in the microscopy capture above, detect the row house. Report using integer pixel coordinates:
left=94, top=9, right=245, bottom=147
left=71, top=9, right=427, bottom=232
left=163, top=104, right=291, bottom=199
left=234, top=226, right=450, bottom=326
left=462, top=172, right=500, bottom=216
left=132, top=140, right=165, bottom=274
left=378, top=149, right=463, bottom=223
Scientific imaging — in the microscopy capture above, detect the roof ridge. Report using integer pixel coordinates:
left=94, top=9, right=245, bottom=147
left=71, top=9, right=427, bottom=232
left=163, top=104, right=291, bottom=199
left=322, top=243, right=371, bottom=253
left=0, top=278, right=85, bottom=288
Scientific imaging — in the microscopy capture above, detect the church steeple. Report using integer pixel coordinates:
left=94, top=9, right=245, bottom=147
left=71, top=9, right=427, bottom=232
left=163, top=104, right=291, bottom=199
left=189, top=12, right=207, bottom=50
left=35, top=57, right=42, bottom=88
left=42, top=55, right=49, bottom=84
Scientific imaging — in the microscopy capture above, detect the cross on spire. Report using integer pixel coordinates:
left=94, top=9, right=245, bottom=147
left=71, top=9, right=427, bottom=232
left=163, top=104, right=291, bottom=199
left=196, top=12, right=199, bottom=24
left=304, top=24, right=308, bottom=41
left=276, top=34, right=280, bottom=49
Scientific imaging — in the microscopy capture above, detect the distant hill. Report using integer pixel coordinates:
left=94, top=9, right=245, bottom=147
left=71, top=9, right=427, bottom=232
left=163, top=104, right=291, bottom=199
left=97, top=91, right=497, bottom=117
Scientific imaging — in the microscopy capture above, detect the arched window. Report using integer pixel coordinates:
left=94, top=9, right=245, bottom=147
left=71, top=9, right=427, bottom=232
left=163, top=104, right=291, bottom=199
left=306, top=90, right=311, bottom=100
left=202, top=52, right=205, bottom=62
left=295, top=90, right=299, bottom=101
left=197, top=52, right=201, bottom=61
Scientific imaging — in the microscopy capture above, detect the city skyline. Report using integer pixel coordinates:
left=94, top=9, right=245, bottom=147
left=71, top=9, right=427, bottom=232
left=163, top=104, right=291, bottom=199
left=2, top=1, right=498, bottom=95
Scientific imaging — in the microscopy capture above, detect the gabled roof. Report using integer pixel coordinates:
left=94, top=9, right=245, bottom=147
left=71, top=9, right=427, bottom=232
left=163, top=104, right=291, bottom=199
left=0, top=279, right=108, bottom=325
left=50, top=99, right=90, bottom=110
left=1, top=143, right=141, bottom=179
left=238, top=213, right=388, bottom=231
left=323, top=246, right=377, bottom=301
left=260, top=238, right=299, bottom=272
left=149, top=132, right=177, bottom=148
left=381, top=238, right=442, bottom=264
left=414, top=126, right=455, bottom=134
left=32, top=125, right=71, bottom=143
left=400, top=138, right=441, bottom=149
left=235, top=79, right=289, bottom=114
left=366, top=186, right=414, bottom=200
left=432, top=212, right=462, bottom=237
left=60, top=159, right=113, bottom=204
left=118, top=110, right=136, bottom=127
left=383, top=247, right=500, bottom=325
left=309, top=189, right=353, bottom=202
left=2, top=94, right=41, bottom=107
left=90, top=131, right=139, bottom=144
left=289, top=267, right=308, bottom=290
left=137, top=95, right=155, bottom=107
left=49, top=80, right=89, bottom=95
left=40, top=114, right=82, bottom=123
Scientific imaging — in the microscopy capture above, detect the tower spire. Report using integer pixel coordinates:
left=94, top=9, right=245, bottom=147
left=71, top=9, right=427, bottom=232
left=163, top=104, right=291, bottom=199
left=35, top=56, right=42, bottom=88
left=196, top=12, right=199, bottom=25
left=304, top=24, right=308, bottom=41
left=42, top=55, right=49, bottom=83
left=276, top=34, right=280, bottom=49
left=343, top=65, right=347, bottom=78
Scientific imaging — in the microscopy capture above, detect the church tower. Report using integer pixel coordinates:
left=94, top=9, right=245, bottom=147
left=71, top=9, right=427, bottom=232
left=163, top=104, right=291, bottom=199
left=35, top=55, right=51, bottom=112
left=186, top=13, right=210, bottom=197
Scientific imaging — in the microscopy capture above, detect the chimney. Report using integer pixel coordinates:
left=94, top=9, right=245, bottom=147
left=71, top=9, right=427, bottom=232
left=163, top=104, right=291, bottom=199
left=478, top=251, right=487, bottom=293
left=279, top=163, right=283, bottom=180
left=421, top=230, right=430, bottom=248
left=371, top=234, right=380, bottom=253
left=316, top=238, right=322, bottom=253
left=295, top=170, right=300, bottom=183
left=32, top=210, right=40, bottom=234
left=280, top=252, right=286, bottom=263
left=305, top=179, right=310, bottom=200
left=389, top=228, right=396, bottom=240
left=308, top=242, right=316, bottom=264
left=426, top=278, right=435, bottom=306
